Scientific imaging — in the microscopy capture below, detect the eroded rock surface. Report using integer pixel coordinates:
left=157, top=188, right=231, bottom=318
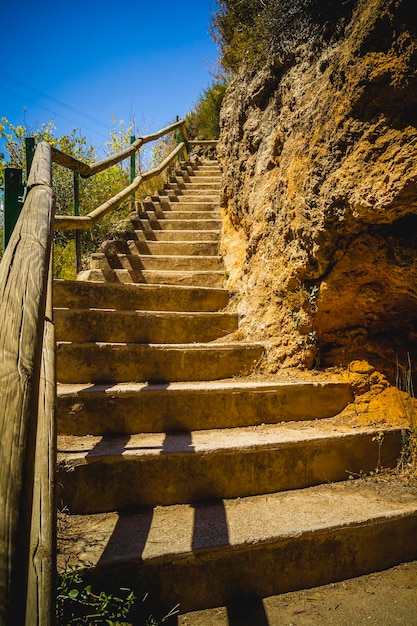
left=218, top=0, right=417, bottom=379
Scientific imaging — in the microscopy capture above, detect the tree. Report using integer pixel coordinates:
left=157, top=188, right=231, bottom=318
left=0, top=118, right=134, bottom=275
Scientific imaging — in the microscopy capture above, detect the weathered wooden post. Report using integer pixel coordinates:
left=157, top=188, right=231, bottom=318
left=73, top=171, right=82, bottom=274
left=130, top=135, right=136, bottom=201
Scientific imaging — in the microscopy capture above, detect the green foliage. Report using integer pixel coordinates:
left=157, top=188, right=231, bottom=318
left=54, top=239, right=77, bottom=281
left=0, top=117, right=138, bottom=271
left=0, top=115, right=195, bottom=274
left=56, top=565, right=181, bottom=625
left=56, top=565, right=136, bottom=625
left=186, top=82, right=228, bottom=140
left=211, top=0, right=356, bottom=70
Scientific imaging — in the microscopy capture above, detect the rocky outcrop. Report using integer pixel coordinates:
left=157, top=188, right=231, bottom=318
left=218, top=0, right=417, bottom=379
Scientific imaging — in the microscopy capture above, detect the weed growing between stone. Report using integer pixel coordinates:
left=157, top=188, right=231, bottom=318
left=396, top=353, right=417, bottom=478
left=56, top=565, right=180, bottom=625
left=56, top=565, right=136, bottom=624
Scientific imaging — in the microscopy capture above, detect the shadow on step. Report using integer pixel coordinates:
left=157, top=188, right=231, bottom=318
left=225, top=598, right=270, bottom=626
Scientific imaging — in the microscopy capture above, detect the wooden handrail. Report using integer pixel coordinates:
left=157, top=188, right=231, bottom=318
left=0, top=121, right=215, bottom=625
left=51, top=118, right=185, bottom=178
left=54, top=141, right=187, bottom=230
left=0, top=141, right=55, bottom=625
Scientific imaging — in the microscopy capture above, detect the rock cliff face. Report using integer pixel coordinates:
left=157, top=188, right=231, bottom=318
left=218, top=0, right=417, bottom=380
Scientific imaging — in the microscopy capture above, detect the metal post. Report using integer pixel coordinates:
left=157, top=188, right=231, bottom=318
left=73, top=172, right=81, bottom=274
left=130, top=135, right=136, bottom=202
left=3, top=167, right=24, bottom=250
left=25, top=137, right=36, bottom=179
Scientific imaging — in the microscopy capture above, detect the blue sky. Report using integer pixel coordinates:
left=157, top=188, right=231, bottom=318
left=1, top=0, right=220, bottom=153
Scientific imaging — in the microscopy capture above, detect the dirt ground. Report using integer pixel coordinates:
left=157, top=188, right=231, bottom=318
left=176, top=560, right=417, bottom=625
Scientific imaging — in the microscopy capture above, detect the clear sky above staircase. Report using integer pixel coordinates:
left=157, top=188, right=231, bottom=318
left=1, top=0, right=219, bottom=151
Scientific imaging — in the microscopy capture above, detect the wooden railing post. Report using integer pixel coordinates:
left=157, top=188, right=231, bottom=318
left=130, top=135, right=136, bottom=201
left=73, top=172, right=81, bottom=274
left=0, top=141, right=55, bottom=626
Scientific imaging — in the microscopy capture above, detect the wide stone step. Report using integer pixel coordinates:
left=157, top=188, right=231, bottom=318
left=152, top=210, right=219, bottom=220
left=135, top=229, right=220, bottom=242
left=57, top=480, right=417, bottom=614
left=56, top=341, right=264, bottom=384
left=181, top=176, right=221, bottom=184
left=143, top=218, right=222, bottom=231
left=192, top=163, right=220, bottom=171
left=155, top=191, right=219, bottom=201
left=56, top=380, right=352, bottom=436
left=56, top=423, right=402, bottom=513
left=127, top=240, right=219, bottom=256
left=167, top=182, right=220, bottom=191
left=53, top=280, right=229, bottom=312
left=77, top=268, right=225, bottom=287
left=90, top=252, right=223, bottom=272
left=162, top=201, right=218, bottom=212
left=58, top=421, right=402, bottom=514
left=55, top=309, right=238, bottom=344
left=135, top=200, right=218, bottom=212
left=174, top=195, right=218, bottom=204
left=183, top=184, right=220, bottom=193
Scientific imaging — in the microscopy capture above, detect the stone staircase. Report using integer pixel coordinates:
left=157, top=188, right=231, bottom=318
left=55, top=158, right=417, bottom=621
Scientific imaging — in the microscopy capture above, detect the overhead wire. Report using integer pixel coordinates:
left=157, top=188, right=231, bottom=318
left=0, top=70, right=109, bottom=131
left=0, top=84, right=109, bottom=141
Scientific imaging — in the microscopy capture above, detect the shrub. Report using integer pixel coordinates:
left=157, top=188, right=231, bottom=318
left=211, top=0, right=356, bottom=70
left=186, top=82, right=228, bottom=140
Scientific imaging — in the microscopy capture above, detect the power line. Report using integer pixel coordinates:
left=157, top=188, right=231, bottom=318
left=0, top=70, right=110, bottom=131
left=0, top=84, right=109, bottom=141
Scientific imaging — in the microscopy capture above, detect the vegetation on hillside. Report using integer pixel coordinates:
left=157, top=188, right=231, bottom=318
left=0, top=80, right=227, bottom=272
left=185, top=82, right=227, bottom=140
left=0, top=118, right=175, bottom=276
left=211, top=0, right=357, bottom=70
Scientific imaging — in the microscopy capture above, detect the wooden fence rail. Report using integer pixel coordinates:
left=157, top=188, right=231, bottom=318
left=51, top=118, right=187, bottom=178
left=0, top=141, right=55, bottom=626
left=54, top=141, right=187, bottom=230
left=0, top=118, right=215, bottom=625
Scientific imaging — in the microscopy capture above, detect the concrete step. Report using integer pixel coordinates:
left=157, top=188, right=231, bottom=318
left=126, top=240, right=219, bottom=257
left=55, top=309, right=238, bottom=344
left=56, top=422, right=402, bottom=514
left=53, top=280, right=229, bottom=312
left=176, top=563, right=417, bottom=625
left=154, top=196, right=219, bottom=207
left=170, top=201, right=218, bottom=211
left=76, top=268, right=225, bottom=287
left=167, top=181, right=220, bottom=191
left=183, top=184, right=220, bottom=193
left=56, top=380, right=352, bottom=436
left=179, top=176, right=221, bottom=184
left=135, top=200, right=217, bottom=212
left=57, top=480, right=417, bottom=614
left=135, top=229, right=220, bottom=242
left=174, top=195, right=218, bottom=203
left=89, top=252, right=223, bottom=272
left=151, top=210, right=220, bottom=220
left=56, top=341, right=264, bottom=384
left=144, top=219, right=222, bottom=231
left=192, top=163, right=221, bottom=176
